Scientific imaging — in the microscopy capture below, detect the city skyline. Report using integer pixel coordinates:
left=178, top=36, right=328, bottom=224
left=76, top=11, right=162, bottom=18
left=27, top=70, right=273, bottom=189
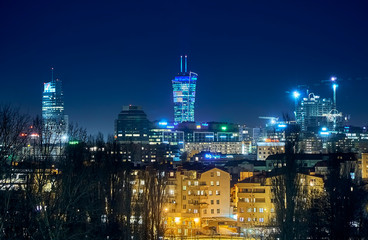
left=1, top=1, right=368, bottom=136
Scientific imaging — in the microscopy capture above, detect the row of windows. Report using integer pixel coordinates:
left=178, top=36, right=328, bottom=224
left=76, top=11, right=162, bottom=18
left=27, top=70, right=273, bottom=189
left=239, top=188, right=265, bottom=193
left=238, top=197, right=266, bottom=203
left=239, top=207, right=274, bottom=213
left=182, top=190, right=221, bottom=197
left=210, top=171, right=221, bottom=177
left=210, top=200, right=220, bottom=205
left=203, top=209, right=221, bottom=214
left=239, top=217, right=264, bottom=222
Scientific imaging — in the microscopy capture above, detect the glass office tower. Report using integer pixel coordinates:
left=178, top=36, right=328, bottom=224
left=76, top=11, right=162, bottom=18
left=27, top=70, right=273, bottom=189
left=295, top=93, right=333, bottom=131
left=172, top=55, right=198, bottom=123
left=42, top=71, right=68, bottom=140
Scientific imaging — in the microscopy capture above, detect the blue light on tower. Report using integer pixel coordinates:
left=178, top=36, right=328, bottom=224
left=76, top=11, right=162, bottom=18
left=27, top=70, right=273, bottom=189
left=172, top=55, right=198, bottom=123
left=293, top=91, right=300, bottom=99
left=292, top=90, right=300, bottom=119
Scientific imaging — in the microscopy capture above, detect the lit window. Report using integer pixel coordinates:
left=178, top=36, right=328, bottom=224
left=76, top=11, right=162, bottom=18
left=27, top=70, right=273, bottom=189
left=259, top=218, right=264, bottom=222
left=216, top=181, right=220, bottom=186
left=210, top=181, right=214, bottom=186
left=183, top=186, right=186, bottom=190
left=259, top=208, right=264, bottom=213
left=209, top=191, right=213, bottom=195
left=217, top=171, right=220, bottom=177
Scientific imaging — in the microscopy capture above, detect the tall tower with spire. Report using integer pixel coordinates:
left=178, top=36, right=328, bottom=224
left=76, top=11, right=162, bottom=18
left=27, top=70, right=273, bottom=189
left=42, top=68, right=68, bottom=141
left=172, top=55, right=198, bottom=123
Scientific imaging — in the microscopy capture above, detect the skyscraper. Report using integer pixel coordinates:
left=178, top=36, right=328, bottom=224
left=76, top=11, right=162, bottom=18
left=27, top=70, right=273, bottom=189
left=42, top=68, right=68, bottom=140
left=295, top=93, right=333, bottom=131
left=172, top=55, right=198, bottom=123
left=115, top=105, right=151, bottom=143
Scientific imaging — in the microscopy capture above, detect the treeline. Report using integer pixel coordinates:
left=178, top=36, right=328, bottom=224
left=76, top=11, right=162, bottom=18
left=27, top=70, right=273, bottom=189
left=269, top=139, right=368, bottom=239
left=0, top=105, right=169, bottom=240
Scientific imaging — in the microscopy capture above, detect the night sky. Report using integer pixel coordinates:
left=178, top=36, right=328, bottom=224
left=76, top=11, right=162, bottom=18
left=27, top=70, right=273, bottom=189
left=1, top=0, right=368, bottom=136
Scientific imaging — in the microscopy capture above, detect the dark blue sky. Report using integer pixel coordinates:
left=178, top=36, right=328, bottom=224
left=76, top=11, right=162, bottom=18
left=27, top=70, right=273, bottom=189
left=1, top=0, right=368, bottom=135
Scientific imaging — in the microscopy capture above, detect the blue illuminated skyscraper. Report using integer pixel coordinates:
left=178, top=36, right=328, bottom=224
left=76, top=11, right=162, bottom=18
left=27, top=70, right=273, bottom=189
left=172, top=55, right=198, bottom=123
left=42, top=68, right=68, bottom=140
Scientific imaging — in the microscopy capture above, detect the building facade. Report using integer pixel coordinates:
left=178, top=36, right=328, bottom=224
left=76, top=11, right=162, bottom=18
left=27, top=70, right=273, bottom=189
left=295, top=93, right=334, bottom=132
left=115, top=106, right=151, bottom=143
left=165, top=167, right=234, bottom=236
left=172, top=56, right=198, bottom=123
left=42, top=73, right=68, bottom=141
left=256, top=142, right=285, bottom=161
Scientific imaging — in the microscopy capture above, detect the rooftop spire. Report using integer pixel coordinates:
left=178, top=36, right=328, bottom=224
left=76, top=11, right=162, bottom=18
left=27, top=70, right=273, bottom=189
left=51, top=67, right=54, bottom=82
left=180, top=55, right=183, bottom=73
left=185, top=55, right=188, bottom=72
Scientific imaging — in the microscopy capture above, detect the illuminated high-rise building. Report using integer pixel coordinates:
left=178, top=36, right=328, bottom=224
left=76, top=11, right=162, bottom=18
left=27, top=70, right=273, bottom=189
left=42, top=68, right=68, bottom=140
left=295, top=93, right=334, bottom=132
left=172, top=55, right=198, bottom=123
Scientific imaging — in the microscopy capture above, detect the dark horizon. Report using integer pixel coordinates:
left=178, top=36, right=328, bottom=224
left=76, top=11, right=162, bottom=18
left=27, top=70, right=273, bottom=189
left=1, top=0, right=368, bottom=135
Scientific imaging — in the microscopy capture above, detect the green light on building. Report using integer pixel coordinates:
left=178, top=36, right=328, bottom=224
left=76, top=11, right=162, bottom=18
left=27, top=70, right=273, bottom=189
left=221, top=126, right=227, bottom=131
left=69, top=141, right=79, bottom=145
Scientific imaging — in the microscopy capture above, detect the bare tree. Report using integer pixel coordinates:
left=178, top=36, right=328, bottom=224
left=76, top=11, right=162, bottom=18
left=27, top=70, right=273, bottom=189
left=0, top=104, right=30, bottom=238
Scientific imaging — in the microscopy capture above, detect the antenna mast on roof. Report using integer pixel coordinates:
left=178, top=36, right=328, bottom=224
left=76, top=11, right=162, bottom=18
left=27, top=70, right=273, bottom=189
left=180, top=56, right=183, bottom=73
left=185, top=55, right=188, bottom=72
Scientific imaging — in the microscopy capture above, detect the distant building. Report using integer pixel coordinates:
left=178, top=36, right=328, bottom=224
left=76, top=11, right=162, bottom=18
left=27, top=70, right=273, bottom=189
left=42, top=71, right=68, bottom=141
left=295, top=93, right=336, bottom=131
left=172, top=55, right=198, bottom=123
left=151, top=121, right=244, bottom=155
left=256, top=142, right=285, bottom=161
left=115, top=106, right=151, bottom=143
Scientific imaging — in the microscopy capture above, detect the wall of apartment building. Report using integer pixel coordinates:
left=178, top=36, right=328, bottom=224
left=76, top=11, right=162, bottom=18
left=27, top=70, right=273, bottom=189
left=236, top=174, right=324, bottom=228
left=165, top=168, right=231, bottom=236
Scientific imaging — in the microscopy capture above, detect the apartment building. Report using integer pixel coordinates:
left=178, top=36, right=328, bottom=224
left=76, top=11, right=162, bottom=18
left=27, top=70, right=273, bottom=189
left=236, top=173, right=324, bottom=232
left=165, top=167, right=234, bottom=236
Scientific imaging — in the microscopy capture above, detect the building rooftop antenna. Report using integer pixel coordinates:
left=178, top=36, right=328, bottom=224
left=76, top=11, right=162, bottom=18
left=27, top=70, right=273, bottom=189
left=185, top=55, right=188, bottom=72
left=180, top=56, right=183, bottom=73
left=51, top=67, right=54, bottom=82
